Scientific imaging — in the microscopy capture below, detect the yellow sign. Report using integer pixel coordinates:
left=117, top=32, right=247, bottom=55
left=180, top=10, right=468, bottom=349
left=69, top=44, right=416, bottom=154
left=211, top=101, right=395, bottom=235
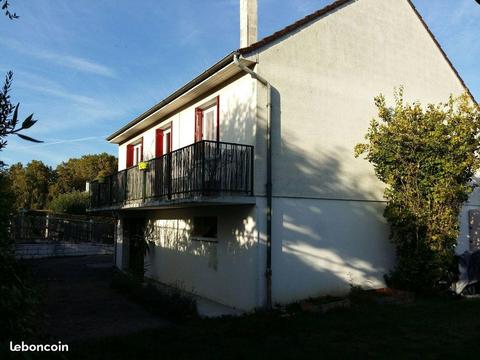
left=138, top=162, right=149, bottom=170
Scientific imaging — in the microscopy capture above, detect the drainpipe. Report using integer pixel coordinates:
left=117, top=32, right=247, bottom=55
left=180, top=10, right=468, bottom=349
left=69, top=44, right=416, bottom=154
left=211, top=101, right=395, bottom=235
left=233, top=53, right=273, bottom=310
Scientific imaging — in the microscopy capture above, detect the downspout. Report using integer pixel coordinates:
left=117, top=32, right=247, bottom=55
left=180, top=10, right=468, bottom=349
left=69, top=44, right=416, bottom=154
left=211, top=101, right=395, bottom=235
left=233, top=53, right=273, bottom=310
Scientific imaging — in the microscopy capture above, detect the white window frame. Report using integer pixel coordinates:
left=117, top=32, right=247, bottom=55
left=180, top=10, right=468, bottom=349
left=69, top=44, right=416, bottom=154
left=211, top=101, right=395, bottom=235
left=163, top=127, right=172, bottom=154
left=133, top=142, right=142, bottom=166
left=202, top=103, right=217, bottom=141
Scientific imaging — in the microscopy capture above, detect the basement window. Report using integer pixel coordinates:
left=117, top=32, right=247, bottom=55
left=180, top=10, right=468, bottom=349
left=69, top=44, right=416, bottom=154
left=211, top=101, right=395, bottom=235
left=191, top=216, right=218, bottom=241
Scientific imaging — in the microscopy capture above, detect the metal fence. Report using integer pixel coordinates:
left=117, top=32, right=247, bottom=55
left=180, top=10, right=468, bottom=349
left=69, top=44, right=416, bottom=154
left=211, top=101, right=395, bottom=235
left=90, top=140, right=254, bottom=209
left=11, top=213, right=115, bottom=244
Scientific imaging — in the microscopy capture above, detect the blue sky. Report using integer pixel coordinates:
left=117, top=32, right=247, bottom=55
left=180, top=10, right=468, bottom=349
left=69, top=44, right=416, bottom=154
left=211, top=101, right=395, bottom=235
left=1, top=0, right=479, bottom=167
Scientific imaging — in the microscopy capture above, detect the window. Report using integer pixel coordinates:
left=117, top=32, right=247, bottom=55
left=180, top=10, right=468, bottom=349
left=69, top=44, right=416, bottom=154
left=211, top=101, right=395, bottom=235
left=156, top=126, right=173, bottom=158
left=195, top=96, right=219, bottom=142
left=191, top=217, right=217, bottom=240
left=163, top=127, right=172, bottom=154
left=126, top=138, right=143, bottom=168
left=202, top=105, right=217, bottom=141
left=133, top=143, right=142, bottom=165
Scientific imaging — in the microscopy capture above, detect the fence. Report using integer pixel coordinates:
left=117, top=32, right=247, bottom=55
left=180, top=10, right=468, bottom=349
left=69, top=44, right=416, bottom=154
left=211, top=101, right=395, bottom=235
left=11, top=213, right=115, bottom=244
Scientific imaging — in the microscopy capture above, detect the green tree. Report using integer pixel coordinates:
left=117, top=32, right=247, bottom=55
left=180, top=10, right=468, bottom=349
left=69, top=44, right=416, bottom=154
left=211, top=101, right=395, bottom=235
left=25, top=160, right=55, bottom=209
left=8, top=160, right=55, bottom=209
left=48, top=190, right=89, bottom=215
left=51, top=153, right=117, bottom=196
left=7, top=162, right=27, bottom=208
left=355, top=90, right=480, bottom=292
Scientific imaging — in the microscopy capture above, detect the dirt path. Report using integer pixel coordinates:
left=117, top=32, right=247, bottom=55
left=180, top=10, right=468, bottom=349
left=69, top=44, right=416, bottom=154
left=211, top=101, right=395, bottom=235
left=25, top=255, right=169, bottom=342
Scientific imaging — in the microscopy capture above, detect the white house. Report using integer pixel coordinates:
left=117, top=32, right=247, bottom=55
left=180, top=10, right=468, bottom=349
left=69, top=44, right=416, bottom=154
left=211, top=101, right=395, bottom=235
left=90, top=0, right=476, bottom=312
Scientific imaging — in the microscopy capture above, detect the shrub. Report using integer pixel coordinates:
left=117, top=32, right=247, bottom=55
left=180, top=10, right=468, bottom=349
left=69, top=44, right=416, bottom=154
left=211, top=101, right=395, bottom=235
left=355, top=90, right=480, bottom=292
left=48, top=190, right=89, bottom=215
left=0, top=171, right=40, bottom=342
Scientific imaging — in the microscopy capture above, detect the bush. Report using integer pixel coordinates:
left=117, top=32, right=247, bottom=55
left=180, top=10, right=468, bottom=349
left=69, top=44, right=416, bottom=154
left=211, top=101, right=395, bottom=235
left=48, top=190, right=89, bottom=215
left=355, top=90, right=480, bottom=292
left=0, top=171, right=40, bottom=342
left=111, top=271, right=197, bottom=321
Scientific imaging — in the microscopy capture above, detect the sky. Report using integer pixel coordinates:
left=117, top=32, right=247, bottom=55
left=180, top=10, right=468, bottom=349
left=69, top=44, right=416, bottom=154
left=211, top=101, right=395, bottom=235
left=0, top=0, right=479, bottom=167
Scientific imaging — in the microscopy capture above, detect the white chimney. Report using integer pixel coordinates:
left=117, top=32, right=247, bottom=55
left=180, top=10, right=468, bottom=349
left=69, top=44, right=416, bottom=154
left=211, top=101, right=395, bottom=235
left=240, top=0, right=257, bottom=48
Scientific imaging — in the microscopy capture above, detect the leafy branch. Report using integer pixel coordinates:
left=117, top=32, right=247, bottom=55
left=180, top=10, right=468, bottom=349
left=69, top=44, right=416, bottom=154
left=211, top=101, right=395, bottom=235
left=1, top=0, right=18, bottom=19
left=0, top=71, right=42, bottom=153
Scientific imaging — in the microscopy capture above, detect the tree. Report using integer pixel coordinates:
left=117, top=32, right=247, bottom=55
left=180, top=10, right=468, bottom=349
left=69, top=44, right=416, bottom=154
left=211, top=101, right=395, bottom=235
left=7, top=163, right=27, bottom=208
left=8, top=160, right=55, bottom=209
left=50, top=153, right=117, bottom=196
left=7, top=155, right=117, bottom=211
left=25, top=160, right=55, bottom=209
left=48, top=191, right=90, bottom=215
left=0, top=72, right=41, bottom=162
left=355, top=90, right=480, bottom=292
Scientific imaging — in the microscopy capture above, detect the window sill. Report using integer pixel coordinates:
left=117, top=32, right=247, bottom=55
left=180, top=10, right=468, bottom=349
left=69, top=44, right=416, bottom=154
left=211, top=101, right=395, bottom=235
left=190, top=237, right=218, bottom=243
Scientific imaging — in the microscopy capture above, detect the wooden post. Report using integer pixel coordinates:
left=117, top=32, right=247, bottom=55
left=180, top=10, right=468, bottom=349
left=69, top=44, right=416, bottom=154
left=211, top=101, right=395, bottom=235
left=45, top=214, right=49, bottom=240
left=89, top=219, right=94, bottom=242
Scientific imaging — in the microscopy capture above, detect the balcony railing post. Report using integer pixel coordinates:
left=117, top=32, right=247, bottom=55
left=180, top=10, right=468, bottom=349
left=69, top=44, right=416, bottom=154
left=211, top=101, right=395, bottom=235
left=142, top=166, right=146, bottom=201
left=124, top=170, right=128, bottom=203
left=108, top=176, right=112, bottom=206
left=167, top=152, right=172, bottom=199
left=250, top=146, right=254, bottom=196
left=201, top=141, right=206, bottom=196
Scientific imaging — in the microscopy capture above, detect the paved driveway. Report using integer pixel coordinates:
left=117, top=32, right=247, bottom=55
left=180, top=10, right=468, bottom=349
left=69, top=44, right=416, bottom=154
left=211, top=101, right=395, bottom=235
left=25, top=255, right=169, bottom=342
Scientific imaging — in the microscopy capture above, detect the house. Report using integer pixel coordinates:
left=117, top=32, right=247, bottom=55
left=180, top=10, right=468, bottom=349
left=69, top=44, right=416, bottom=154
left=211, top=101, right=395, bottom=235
left=89, top=0, right=476, bottom=312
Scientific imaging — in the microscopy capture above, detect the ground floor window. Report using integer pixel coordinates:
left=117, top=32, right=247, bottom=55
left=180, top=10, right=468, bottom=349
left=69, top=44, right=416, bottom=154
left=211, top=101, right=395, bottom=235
left=191, top=216, right=217, bottom=240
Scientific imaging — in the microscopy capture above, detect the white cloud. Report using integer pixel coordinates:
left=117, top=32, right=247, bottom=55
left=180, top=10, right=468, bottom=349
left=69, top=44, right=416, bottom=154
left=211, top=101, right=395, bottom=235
left=12, top=136, right=108, bottom=149
left=0, top=38, right=116, bottom=78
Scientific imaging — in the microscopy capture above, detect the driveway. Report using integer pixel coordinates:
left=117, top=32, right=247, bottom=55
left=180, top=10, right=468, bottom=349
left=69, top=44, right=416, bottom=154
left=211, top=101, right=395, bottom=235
left=25, top=255, right=169, bottom=342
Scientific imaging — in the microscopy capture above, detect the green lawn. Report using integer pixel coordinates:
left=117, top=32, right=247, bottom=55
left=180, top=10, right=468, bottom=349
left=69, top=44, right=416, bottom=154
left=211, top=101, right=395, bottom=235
left=46, top=297, right=480, bottom=360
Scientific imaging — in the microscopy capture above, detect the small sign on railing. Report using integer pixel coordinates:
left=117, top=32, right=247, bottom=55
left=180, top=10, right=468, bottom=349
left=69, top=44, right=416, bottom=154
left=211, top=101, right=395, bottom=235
left=138, top=161, right=149, bottom=170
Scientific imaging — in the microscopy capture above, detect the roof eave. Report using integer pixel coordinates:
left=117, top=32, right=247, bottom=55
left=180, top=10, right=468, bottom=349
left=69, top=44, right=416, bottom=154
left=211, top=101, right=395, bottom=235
left=106, top=51, right=239, bottom=143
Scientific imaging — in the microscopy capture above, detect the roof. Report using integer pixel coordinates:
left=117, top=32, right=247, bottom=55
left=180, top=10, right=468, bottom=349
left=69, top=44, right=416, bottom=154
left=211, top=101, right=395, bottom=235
left=107, top=0, right=476, bottom=142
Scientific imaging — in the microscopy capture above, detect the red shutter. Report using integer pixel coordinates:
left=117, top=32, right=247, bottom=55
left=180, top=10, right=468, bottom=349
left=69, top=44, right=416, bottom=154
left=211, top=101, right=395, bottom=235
left=126, top=144, right=134, bottom=168
left=216, top=96, right=220, bottom=141
left=195, top=108, right=203, bottom=142
left=155, top=129, right=164, bottom=157
left=140, top=137, right=144, bottom=161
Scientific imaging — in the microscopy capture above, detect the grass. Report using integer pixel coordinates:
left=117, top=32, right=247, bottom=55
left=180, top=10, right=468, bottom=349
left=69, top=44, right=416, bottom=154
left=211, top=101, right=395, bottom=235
left=30, top=296, right=480, bottom=360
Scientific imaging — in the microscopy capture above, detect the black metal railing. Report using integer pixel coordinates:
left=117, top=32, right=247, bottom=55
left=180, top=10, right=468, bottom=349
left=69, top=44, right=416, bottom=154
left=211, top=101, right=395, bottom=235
left=89, top=140, right=254, bottom=209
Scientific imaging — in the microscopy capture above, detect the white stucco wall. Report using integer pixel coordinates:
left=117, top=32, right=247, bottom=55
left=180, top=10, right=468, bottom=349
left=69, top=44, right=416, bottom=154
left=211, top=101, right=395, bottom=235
left=244, top=0, right=473, bottom=304
left=271, top=197, right=393, bottom=303
left=143, top=204, right=263, bottom=311
left=117, top=74, right=257, bottom=171
left=251, top=0, right=468, bottom=201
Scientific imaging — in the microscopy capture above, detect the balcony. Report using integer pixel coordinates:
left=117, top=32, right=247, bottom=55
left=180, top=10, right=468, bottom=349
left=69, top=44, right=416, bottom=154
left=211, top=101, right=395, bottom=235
left=89, top=140, right=254, bottom=210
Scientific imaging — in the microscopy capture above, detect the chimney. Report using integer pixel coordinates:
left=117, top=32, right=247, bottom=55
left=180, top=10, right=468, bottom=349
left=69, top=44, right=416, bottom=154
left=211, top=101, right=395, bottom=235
left=240, top=0, right=257, bottom=48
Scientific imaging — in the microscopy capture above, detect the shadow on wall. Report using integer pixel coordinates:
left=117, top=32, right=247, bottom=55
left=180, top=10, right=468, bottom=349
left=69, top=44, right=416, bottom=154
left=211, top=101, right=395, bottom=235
left=144, top=219, right=219, bottom=270
left=268, top=85, right=394, bottom=301
left=140, top=86, right=395, bottom=304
